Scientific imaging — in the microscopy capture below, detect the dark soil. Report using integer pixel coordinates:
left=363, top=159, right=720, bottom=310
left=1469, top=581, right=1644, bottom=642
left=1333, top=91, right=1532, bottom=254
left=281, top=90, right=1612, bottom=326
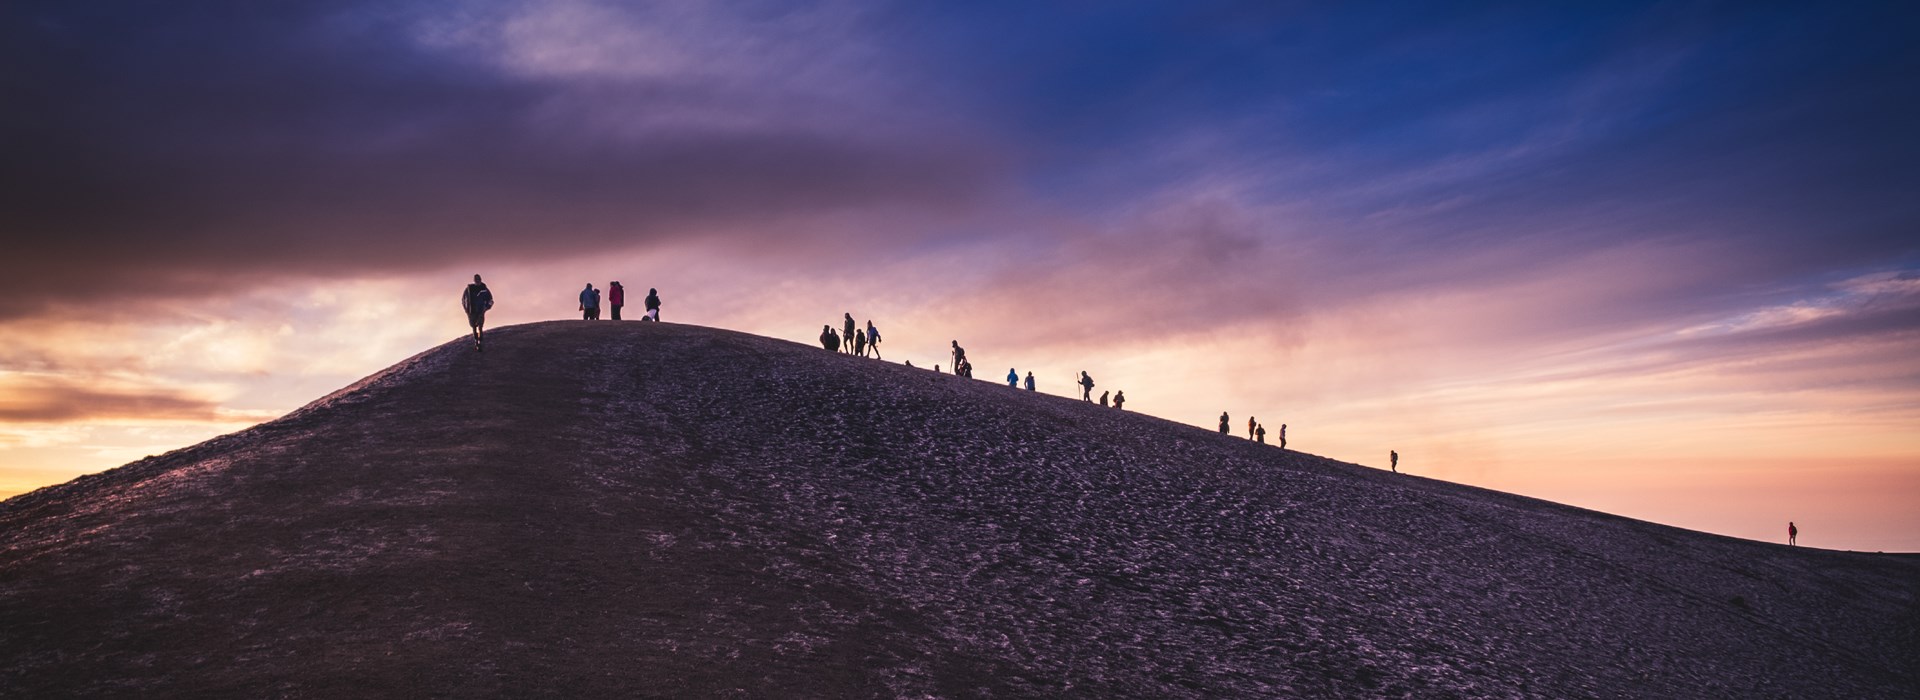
left=2, top=321, right=1915, bottom=698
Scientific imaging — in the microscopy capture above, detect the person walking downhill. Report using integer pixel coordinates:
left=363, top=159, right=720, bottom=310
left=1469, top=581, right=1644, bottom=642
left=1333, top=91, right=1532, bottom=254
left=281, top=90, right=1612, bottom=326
left=1007, top=368, right=1019, bottom=387
left=608, top=281, right=625, bottom=320
left=461, top=274, right=493, bottom=352
left=1078, top=371, right=1095, bottom=402
left=1788, top=521, right=1798, bottom=546
left=1024, top=371, right=1035, bottom=391
left=579, top=283, right=600, bottom=320
left=844, top=314, right=858, bottom=354
left=644, top=288, right=662, bottom=322
left=865, top=321, right=882, bottom=359
left=1113, top=390, right=1125, bottom=411
left=1219, top=412, right=1230, bottom=435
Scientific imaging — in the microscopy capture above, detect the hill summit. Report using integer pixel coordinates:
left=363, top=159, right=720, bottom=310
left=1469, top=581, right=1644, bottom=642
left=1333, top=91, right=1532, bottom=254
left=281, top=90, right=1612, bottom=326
left=2, top=321, right=1915, bottom=697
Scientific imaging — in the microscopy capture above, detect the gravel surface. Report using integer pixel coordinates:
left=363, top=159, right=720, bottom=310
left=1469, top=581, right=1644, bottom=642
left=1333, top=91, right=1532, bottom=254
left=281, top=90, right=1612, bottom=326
left=2, top=321, right=1915, bottom=698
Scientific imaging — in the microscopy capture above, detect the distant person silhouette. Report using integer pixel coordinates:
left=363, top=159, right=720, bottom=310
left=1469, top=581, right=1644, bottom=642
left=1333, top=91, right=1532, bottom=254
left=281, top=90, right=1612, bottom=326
left=1007, top=368, right=1019, bottom=387
left=1099, top=390, right=1109, bottom=407
left=1788, top=521, right=1798, bottom=546
left=461, top=274, right=493, bottom=351
left=1248, top=416, right=1256, bottom=440
left=865, top=321, right=882, bottom=359
left=644, top=288, right=661, bottom=322
left=1279, top=424, right=1287, bottom=450
left=1219, top=412, right=1230, bottom=435
left=1256, top=423, right=1266, bottom=444
left=608, top=281, right=624, bottom=320
left=1390, top=450, right=1399, bottom=473
left=951, top=340, right=966, bottom=370
left=844, top=314, right=858, bottom=354
left=854, top=326, right=868, bottom=356
left=1113, top=390, right=1125, bottom=410
left=934, top=364, right=940, bottom=373
left=579, top=283, right=600, bottom=320
left=1024, top=371, right=1035, bottom=391
left=1079, top=371, right=1094, bottom=402
left=959, top=359, right=973, bottom=378
left=819, top=325, right=837, bottom=351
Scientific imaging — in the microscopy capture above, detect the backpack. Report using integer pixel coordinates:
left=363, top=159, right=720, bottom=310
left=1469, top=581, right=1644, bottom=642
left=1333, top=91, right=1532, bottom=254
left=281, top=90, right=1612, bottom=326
left=476, top=287, right=493, bottom=311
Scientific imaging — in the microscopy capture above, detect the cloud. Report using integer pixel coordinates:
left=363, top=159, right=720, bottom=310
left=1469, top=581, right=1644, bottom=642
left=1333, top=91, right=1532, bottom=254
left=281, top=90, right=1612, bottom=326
left=0, top=374, right=229, bottom=423
left=0, top=0, right=1006, bottom=320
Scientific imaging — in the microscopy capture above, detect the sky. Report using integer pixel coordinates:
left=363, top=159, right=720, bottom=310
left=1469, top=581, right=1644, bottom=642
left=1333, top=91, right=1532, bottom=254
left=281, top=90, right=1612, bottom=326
left=3, top=0, right=1917, bottom=550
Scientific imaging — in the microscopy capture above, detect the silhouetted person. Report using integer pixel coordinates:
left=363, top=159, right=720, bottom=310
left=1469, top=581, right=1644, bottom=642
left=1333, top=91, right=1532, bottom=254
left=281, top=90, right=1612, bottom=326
left=934, top=364, right=941, bottom=373
left=1219, top=412, right=1230, bottom=434
left=866, top=321, right=882, bottom=359
left=951, top=340, right=966, bottom=370
left=1007, top=368, right=1019, bottom=387
left=461, top=274, right=493, bottom=351
left=844, top=314, right=858, bottom=354
left=644, top=288, right=661, bottom=322
left=819, top=325, right=836, bottom=351
left=1248, top=416, right=1256, bottom=440
left=1099, top=390, right=1109, bottom=407
left=1390, top=450, right=1399, bottom=473
left=1024, top=371, right=1035, bottom=391
left=1279, top=424, right=1287, bottom=450
left=1113, top=390, right=1125, bottom=410
left=608, top=281, right=625, bottom=320
left=854, top=327, right=868, bottom=356
left=579, top=283, right=600, bottom=320
left=1256, top=423, right=1266, bottom=444
left=960, top=359, right=973, bottom=378
left=1079, top=371, right=1094, bottom=402
left=1788, top=521, right=1798, bottom=546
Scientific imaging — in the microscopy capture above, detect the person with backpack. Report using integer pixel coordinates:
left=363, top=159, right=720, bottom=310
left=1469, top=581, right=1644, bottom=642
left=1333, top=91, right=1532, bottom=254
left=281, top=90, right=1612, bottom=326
left=1219, top=412, right=1230, bottom=435
left=608, top=281, right=625, bottom=320
left=1788, top=521, right=1798, bottom=546
left=461, top=274, right=493, bottom=352
left=865, top=321, right=882, bottom=359
left=1006, top=368, right=1019, bottom=387
left=1113, top=390, right=1125, bottom=410
left=959, top=359, right=973, bottom=378
left=644, top=288, right=662, bottom=322
left=579, top=283, right=600, bottom=320
left=1024, top=371, right=1035, bottom=391
left=844, top=314, right=858, bottom=354
left=1078, top=371, right=1094, bottom=401
left=853, top=327, right=868, bottom=356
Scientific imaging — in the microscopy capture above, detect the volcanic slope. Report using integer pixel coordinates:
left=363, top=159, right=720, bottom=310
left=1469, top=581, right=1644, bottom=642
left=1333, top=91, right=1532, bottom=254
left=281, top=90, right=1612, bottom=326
left=2, top=322, right=1916, bottom=698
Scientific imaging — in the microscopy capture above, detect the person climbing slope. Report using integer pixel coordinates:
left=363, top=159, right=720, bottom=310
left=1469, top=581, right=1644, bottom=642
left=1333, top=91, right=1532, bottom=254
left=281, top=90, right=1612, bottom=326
left=1007, top=368, right=1019, bottom=387
left=1390, top=450, right=1399, bottom=473
left=1219, top=412, right=1230, bottom=435
left=844, top=314, right=858, bottom=354
left=461, top=274, right=493, bottom=352
left=1099, top=390, right=1109, bottom=407
left=1079, top=371, right=1095, bottom=402
left=865, top=320, right=882, bottom=359
left=1113, top=390, right=1125, bottom=410
left=1256, top=423, right=1266, bottom=444
left=1024, top=371, right=1035, bottom=391
left=853, top=327, right=868, bottom=357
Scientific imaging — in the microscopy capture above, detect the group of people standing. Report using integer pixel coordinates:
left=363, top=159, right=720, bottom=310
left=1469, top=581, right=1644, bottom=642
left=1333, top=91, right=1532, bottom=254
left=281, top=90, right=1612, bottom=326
left=820, top=313, right=883, bottom=358
left=1219, top=412, right=1287, bottom=450
left=579, top=282, right=661, bottom=322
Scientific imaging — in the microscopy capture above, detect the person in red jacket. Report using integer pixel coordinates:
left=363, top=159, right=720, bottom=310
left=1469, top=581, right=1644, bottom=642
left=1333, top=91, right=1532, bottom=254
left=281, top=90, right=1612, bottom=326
left=608, top=281, right=625, bottom=320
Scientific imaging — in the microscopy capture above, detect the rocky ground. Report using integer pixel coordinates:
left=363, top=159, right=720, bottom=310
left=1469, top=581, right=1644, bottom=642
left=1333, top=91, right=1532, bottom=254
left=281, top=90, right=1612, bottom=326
left=2, top=321, right=1915, bottom=698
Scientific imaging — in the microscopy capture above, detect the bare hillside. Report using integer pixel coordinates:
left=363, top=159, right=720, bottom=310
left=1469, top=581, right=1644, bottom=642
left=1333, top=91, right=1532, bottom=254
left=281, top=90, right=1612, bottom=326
left=2, top=321, right=1914, bottom=698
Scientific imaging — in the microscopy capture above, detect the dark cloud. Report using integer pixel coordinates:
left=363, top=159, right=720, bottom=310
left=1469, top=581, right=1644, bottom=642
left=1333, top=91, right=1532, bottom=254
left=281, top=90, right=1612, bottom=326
left=0, top=376, right=223, bottom=422
left=0, top=1, right=1002, bottom=318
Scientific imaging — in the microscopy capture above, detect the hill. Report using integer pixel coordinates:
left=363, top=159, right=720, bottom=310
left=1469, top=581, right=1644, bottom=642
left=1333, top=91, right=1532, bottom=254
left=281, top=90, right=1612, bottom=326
left=2, top=321, right=1915, bottom=698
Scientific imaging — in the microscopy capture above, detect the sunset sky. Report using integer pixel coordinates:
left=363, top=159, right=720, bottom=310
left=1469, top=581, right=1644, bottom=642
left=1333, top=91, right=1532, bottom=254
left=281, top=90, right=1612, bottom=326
left=3, top=1, right=1917, bottom=550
